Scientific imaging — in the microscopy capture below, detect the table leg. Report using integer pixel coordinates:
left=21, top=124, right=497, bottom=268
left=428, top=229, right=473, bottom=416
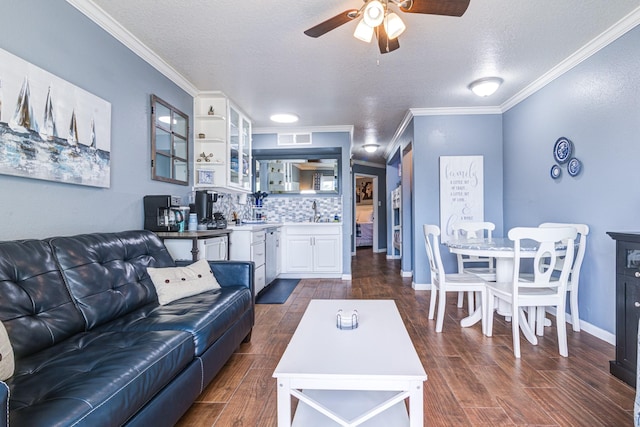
left=409, top=382, right=424, bottom=427
left=190, top=237, right=199, bottom=262
left=494, top=258, right=514, bottom=316
left=276, top=378, right=292, bottom=427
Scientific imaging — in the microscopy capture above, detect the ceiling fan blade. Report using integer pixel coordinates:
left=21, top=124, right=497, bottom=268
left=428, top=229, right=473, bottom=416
left=304, top=9, right=359, bottom=38
left=399, top=0, right=470, bottom=17
left=376, top=25, right=400, bottom=54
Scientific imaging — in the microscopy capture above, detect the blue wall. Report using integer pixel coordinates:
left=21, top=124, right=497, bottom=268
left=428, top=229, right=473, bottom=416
left=0, top=0, right=193, bottom=240
left=503, top=25, right=640, bottom=334
left=410, top=114, right=504, bottom=285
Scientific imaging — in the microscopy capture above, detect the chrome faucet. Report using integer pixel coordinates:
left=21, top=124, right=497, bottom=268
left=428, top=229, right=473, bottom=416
left=311, top=200, right=320, bottom=222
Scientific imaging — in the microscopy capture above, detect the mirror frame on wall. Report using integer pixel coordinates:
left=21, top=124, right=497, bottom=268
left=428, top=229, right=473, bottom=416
left=150, top=94, right=190, bottom=185
left=252, top=148, right=342, bottom=196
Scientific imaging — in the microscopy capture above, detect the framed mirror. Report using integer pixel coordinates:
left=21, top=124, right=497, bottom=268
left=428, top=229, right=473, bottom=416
left=150, top=95, right=189, bottom=185
left=253, top=148, right=341, bottom=195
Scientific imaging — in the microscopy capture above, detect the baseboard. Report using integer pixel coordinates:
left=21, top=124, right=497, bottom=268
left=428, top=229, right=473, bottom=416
left=341, top=274, right=352, bottom=281
left=386, top=254, right=401, bottom=260
left=374, top=247, right=387, bottom=253
left=412, top=282, right=430, bottom=291
left=401, top=270, right=413, bottom=278
left=545, top=307, right=615, bottom=345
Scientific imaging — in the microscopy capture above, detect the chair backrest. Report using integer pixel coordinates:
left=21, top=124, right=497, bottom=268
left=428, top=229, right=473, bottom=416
left=452, top=221, right=496, bottom=271
left=452, top=221, right=495, bottom=239
left=539, top=223, right=589, bottom=284
left=508, top=226, right=577, bottom=296
left=423, top=224, right=446, bottom=286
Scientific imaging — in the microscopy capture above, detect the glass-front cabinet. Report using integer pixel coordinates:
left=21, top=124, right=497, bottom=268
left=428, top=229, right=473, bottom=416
left=193, top=92, right=251, bottom=192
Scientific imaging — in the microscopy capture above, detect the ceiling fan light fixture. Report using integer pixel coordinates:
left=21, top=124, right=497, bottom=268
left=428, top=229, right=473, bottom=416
left=270, top=113, right=299, bottom=123
left=363, top=143, right=380, bottom=153
left=468, top=77, right=503, bottom=97
left=363, top=1, right=385, bottom=27
left=384, top=12, right=406, bottom=40
left=353, top=19, right=374, bottom=42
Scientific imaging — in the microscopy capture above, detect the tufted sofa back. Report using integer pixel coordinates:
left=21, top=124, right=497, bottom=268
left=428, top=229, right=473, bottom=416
left=0, top=240, right=86, bottom=358
left=50, top=230, right=176, bottom=329
left=0, top=230, right=176, bottom=358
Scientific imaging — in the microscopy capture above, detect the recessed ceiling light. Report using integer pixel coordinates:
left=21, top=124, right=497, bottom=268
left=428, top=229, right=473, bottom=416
left=468, top=77, right=503, bottom=97
left=270, top=113, right=299, bottom=124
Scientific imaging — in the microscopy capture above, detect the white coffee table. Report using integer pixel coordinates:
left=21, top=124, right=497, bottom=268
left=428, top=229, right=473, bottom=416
left=273, top=299, right=427, bottom=427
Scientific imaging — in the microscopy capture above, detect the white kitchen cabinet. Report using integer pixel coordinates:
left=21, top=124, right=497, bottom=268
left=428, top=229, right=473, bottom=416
left=229, top=228, right=266, bottom=295
left=281, top=224, right=342, bottom=278
left=193, top=92, right=251, bottom=192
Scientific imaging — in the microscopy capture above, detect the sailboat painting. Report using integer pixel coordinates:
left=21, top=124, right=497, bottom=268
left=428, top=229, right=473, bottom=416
left=0, top=47, right=111, bottom=188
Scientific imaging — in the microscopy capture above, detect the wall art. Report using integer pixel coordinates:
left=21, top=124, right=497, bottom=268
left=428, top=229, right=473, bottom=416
left=439, top=155, right=484, bottom=242
left=0, top=47, right=111, bottom=188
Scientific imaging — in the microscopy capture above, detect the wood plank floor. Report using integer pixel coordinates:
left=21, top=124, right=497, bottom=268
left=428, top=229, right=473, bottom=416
left=176, top=249, right=635, bottom=426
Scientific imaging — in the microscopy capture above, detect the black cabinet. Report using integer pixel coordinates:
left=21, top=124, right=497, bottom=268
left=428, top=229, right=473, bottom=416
left=607, top=232, right=640, bottom=387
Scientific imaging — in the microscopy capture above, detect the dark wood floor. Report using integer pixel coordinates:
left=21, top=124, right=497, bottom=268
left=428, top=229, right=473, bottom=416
left=176, top=248, right=635, bottom=426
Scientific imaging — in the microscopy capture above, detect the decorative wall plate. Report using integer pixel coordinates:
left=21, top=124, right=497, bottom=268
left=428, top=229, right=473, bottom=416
left=550, top=164, right=561, bottom=179
left=567, top=157, right=582, bottom=177
left=553, top=137, right=573, bottom=164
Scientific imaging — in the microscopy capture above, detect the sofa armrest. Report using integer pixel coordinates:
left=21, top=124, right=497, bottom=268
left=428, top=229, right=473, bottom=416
left=0, top=381, right=8, bottom=427
left=175, top=260, right=254, bottom=296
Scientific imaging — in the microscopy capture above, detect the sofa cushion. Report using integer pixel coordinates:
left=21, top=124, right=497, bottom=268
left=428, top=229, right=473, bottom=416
left=0, top=239, right=86, bottom=358
left=0, top=321, right=14, bottom=380
left=148, top=259, right=221, bottom=305
left=97, top=286, right=252, bottom=356
left=6, top=330, right=194, bottom=427
left=50, top=231, right=176, bottom=329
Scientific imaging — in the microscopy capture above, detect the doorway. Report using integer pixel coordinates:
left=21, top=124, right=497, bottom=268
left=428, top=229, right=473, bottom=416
left=353, top=174, right=378, bottom=254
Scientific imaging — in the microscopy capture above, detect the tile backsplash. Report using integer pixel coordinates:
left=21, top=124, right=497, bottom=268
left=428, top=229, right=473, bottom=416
left=207, top=193, right=343, bottom=223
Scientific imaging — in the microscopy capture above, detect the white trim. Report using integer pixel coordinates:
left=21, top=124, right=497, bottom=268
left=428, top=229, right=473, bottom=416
left=352, top=159, right=386, bottom=169
left=545, top=307, right=615, bottom=345
left=412, top=282, right=430, bottom=291
left=386, top=254, right=401, bottom=260
left=410, top=106, right=503, bottom=116
left=401, top=270, right=413, bottom=278
left=374, top=247, right=387, bottom=253
left=66, top=0, right=198, bottom=96
left=341, top=274, right=352, bottom=281
left=253, top=125, right=354, bottom=135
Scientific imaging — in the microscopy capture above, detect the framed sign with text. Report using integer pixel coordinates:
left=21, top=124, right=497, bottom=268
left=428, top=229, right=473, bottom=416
left=439, top=156, right=484, bottom=242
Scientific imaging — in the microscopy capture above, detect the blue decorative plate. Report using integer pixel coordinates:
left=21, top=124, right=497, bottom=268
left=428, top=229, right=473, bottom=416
left=550, top=164, right=561, bottom=179
left=567, top=157, right=582, bottom=177
left=553, top=137, right=573, bottom=164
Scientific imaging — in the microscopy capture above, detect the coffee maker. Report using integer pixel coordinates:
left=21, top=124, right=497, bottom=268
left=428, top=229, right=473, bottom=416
left=194, top=190, right=227, bottom=229
left=143, top=195, right=184, bottom=232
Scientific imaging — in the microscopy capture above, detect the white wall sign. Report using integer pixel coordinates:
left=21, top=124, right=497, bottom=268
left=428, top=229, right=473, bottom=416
left=439, top=156, right=484, bottom=242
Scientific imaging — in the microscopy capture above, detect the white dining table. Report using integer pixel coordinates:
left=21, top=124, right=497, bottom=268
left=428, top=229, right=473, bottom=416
left=445, top=237, right=557, bottom=343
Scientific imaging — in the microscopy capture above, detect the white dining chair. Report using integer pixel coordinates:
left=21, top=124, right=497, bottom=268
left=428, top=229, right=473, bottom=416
left=539, top=223, right=589, bottom=332
left=485, top=226, right=577, bottom=358
left=423, top=224, right=487, bottom=333
left=452, top=221, right=497, bottom=311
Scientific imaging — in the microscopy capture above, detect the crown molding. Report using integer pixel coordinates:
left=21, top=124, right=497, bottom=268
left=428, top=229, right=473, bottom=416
left=502, top=5, right=640, bottom=111
left=253, top=125, right=354, bottom=135
left=352, top=159, right=386, bottom=169
left=66, top=0, right=199, bottom=97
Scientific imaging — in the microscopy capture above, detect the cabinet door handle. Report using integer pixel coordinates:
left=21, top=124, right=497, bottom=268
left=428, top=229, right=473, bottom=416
left=635, top=271, right=640, bottom=278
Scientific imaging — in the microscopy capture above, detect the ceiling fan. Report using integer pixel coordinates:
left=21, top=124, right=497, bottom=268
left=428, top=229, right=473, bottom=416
left=304, top=0, right=470, bottom=54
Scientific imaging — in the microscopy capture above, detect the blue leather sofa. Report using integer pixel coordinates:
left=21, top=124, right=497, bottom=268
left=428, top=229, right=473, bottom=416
left=0, top=230, right=254, bottom=426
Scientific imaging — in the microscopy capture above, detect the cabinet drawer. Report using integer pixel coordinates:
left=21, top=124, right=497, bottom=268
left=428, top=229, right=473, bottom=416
left=285, top=225, right=341, bottom=236
left=252, top=230, right=266, bottom=244
left=255, top=264, right=266, bottom=295
left=252, top=241, right=266, bottom=266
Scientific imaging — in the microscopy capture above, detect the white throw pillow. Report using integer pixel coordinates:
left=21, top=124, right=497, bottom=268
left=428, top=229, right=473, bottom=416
left=0, top=321, right=14, bottom=381
left=147, top=259, right=221, bottom=305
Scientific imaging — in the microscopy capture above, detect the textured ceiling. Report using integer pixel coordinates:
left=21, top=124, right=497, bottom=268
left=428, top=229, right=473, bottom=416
left=82, top=0, right=640, bottom=163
